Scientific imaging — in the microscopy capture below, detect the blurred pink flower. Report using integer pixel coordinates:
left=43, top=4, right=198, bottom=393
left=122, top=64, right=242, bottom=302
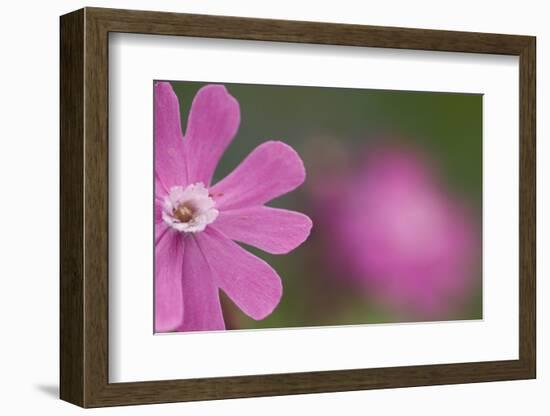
left=155, top=82, right=312, bottom=332
left=312, top=145, right=479, bottom=316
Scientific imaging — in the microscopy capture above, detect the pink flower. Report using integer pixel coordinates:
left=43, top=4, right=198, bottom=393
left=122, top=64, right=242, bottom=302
left=154, top=82, right=312, bottom=332
left=312, top=145, right=479, bottom=317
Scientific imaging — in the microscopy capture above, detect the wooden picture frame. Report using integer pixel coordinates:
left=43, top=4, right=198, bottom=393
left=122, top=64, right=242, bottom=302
left=60, top=7, right=536, bottom=408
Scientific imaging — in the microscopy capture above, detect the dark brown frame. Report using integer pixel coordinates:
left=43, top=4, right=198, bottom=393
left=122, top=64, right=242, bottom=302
left=60, top=7, right=536, bottom=408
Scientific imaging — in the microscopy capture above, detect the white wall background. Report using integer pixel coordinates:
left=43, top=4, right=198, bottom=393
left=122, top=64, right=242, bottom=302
left=0, top=0, right=545, bottom=414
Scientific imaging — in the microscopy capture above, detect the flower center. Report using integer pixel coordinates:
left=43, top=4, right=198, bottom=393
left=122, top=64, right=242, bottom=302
left=174, top=203, right=195, bottom=223
left=162, top=183, right=218, bottom=233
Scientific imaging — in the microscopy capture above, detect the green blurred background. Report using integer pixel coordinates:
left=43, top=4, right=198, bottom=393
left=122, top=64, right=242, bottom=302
left=167, top=80, right=482, bottom=330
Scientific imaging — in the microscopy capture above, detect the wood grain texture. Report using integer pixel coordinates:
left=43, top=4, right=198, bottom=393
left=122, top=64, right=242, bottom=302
left=519, top=38, right=536, bottom=375
left=59, top=7, right=537, bottom=408
left=59, top=8, right=84, bottom=407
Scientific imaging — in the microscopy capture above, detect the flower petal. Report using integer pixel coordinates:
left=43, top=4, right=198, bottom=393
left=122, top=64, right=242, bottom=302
left=184, top=85, right=240, bottom=186
left=195, top=227, right=282, bottom=320
left=176, top=236, right=225, bottom=332
left=155, top=82, right=187, bottom=189
left=155, top=177, right=167, bottom=230
left=154, top=230, right=185, bottom=332
left=155, top=199, right=164, bottom=225
left=212, top=206, right=312, bottom=254
left=155, top=171, right=168, bottom=200
left=209, top=141, right=306, bottom=210
left=155, top=222, right=168, bottom=245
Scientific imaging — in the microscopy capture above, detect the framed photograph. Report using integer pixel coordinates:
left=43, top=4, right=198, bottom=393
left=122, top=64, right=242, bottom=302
left=60, top=7, right=536, bottom=408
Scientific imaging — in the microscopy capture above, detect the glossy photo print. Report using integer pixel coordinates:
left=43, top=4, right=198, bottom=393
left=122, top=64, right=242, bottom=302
left=154, top=80, right=482, bottom=334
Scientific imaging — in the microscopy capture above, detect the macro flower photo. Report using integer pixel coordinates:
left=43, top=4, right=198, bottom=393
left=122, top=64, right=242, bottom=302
left=155, top=82, right=312, bottom=332
left=155, top=81, right=482, bottom=333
